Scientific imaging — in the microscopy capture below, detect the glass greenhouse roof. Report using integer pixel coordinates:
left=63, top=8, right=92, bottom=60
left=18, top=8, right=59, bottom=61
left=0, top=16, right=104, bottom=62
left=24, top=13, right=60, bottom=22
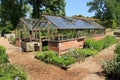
left=44, top=15, right=104, bottom=29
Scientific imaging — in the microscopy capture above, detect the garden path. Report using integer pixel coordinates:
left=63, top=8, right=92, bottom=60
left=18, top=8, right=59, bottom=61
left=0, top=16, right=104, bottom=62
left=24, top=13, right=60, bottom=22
left=0, top=37, right=116, bottom=80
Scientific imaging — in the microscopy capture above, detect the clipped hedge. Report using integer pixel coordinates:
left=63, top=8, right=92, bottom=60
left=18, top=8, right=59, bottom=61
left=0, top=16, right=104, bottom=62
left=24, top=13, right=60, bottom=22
left=0, top=46, right=8, bottom=64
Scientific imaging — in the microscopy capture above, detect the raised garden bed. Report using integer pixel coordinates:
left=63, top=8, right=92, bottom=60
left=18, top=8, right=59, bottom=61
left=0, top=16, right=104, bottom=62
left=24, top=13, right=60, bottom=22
left=35, top=35, right=117, bottom=70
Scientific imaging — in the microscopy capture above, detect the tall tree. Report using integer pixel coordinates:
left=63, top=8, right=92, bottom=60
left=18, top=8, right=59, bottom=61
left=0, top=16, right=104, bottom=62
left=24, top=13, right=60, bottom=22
left=87, top=0, right=119, bottom=20
left=29, top=0, right=43, bottom=18
left=0, top=0, right=29, bottom=28
left=42, top=0, right=66, bottom=16
left=29, top=0, right=66, bottom=18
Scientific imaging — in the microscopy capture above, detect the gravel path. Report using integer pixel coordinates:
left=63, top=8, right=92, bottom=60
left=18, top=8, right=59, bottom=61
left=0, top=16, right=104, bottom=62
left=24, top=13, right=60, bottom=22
left=0, top=37, right=116, bottom=80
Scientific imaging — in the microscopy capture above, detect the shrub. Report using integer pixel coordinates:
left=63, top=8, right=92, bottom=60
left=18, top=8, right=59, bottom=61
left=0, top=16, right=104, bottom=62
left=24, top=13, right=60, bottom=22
left=101, top=35, right=117, bottom=48
left=104, top=20, right=117, bottom=29
left=9, top=36, right=15, bottom=44
left=42, top=46, right=48, bottom=51
left=0, top=46, right=8, bottom=64
left=84, top=39, right=104, bottom=51
left=115, top=45, right=120, bottom=55
left=103, top=45, right=120, bottom=79
left=85, top=36, right=117, bottom=51
left=0, top=64, right=28, bottom=80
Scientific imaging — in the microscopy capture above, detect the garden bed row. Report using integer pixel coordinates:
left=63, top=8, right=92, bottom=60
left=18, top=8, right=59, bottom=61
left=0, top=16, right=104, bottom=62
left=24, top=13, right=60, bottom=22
left=36, top=35, right=117, bottom=70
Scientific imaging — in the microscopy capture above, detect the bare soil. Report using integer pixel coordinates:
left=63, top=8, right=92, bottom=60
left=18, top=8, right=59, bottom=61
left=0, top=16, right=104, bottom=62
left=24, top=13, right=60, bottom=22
left=0, top=37, right=116, bottom=80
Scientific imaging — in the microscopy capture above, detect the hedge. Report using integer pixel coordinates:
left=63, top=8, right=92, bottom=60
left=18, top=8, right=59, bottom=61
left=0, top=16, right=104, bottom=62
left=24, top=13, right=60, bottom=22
left=0, top=46, right=8, bottom=64
left=0, top=64, right=28, bottom=80
left=0, top=45, right=28, bottom=80
left=85, top=35, right=117, bottom=51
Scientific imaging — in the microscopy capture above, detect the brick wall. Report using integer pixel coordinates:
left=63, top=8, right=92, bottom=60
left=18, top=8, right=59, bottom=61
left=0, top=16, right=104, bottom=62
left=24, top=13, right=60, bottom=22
left=91, top=35, right=105, bottom=40
left=48, top=38, right=84, bottom=55
left=48, top=41, right=59, bottom=53
left=15, top=38, right=20, bottom=46
left=48, top=35, right=105, bottom=55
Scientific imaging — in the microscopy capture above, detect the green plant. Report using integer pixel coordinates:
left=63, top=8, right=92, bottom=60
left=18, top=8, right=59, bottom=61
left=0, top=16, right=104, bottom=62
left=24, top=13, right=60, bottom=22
left=9, top=36, right=15, bottom=44
left=101, top=35, right=117, bottom=48
left=115, top=45, right=120, bottom=55
left=0, top=64, right=28, bottom=80
left=103, top=45, right=120, bottom=79
left=104, top=20, right=117, bottom=29
left=42, top=46, right=48, bottom=51
left=84, top=39, right=104, bottom=51
left=75, top=48, right=98, bottom=56
left=0, top=46, right=8, bottom=64
left=1, top=23, right=13, bottom=36
left=36, top=51, right=75, bottom=67
left=85, top=36, right=117, bottom=51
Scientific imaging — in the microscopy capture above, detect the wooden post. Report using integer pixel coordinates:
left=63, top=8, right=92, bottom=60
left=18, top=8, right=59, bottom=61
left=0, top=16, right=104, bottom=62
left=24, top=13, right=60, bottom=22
left=47, top=22, right=50, bottom=40
left=52, top=27, right=54, bottom=41
left=76, top=30, right=78, bottom=38
left=39, top=28, right=42, bottom=52
left=58, top=29, right=60, bottom=41
left=61, top=30, right=63, bottom=40
left=19, top=29, right=22, bottom=53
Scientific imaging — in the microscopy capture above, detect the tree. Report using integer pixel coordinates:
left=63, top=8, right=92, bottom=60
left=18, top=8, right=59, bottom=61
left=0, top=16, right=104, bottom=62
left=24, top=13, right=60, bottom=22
left=87, top=0, right=120, bottom=26
left=87, top=0, right=117, bottom=20
left=0, top=0, right=29, bottom=29
left=42, top=0, right=66, bottom=16
left=29, top=0, right=44, bottom=18
left=29, top=0, right=66, bottom=18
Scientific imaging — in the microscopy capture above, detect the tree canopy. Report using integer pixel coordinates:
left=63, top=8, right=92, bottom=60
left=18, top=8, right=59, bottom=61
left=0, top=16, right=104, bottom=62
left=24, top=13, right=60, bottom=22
left=87, top=0, right=120, bottom=26
left=0, top=0, right=29, bottom=28
left=29, top=0, right=66, bottom=18
left=0, top=0, right=66, bottom=33
left=87, top=0, right=120, bottom=27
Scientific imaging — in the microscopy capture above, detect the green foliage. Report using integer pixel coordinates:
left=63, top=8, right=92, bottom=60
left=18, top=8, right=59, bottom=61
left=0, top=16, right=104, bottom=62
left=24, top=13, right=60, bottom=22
left=0, top=45, right=28, bottom=80
left=85, top=39, right=104, bottom=51
left=29, top=0, right=66, bottom=18
left=36, top=51, right=75, bottom=67
left=101, top=35, right=117, bottom=48
left=42, top=46, right=48, bottom=51
left=9, top=36, right=15, bottom=44
left=85, top=36, right=117, bottom=51
left=75, top=49, right=98, bottom=56
left=103, top=45, right=120, bottom=79
left=115, top=44, right=120, bottom=55
left=0, top=0, right=29, bottom=29
left=104, top=20, right=117, bottom=28
left=36, top=49, right=98, bottom=67
left=0, top=64, right=28, bottom=80
left=1, top=23, right=13, bottom=36
left=87, top=0, right=120, bottom=27
left=0, top=46, right=8, bottom=64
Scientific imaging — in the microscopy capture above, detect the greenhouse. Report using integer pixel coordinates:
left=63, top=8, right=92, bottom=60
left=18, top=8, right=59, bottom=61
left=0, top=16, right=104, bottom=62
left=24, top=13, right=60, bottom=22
left=16, top=15, right=105, bottom=54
